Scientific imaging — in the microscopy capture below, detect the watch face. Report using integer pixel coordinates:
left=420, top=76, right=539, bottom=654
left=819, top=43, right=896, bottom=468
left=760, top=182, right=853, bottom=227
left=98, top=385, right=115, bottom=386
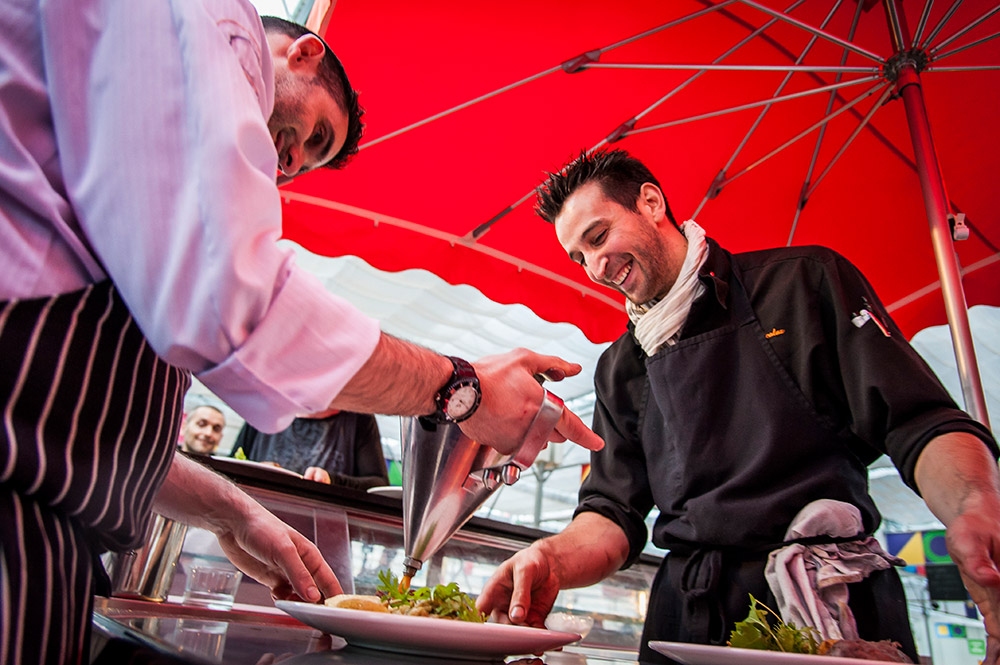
left=445, top=385, right=478, bottom=418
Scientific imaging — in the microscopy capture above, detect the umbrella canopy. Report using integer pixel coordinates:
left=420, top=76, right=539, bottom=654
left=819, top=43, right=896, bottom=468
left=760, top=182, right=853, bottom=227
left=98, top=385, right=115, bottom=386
left=279, top=0, right=999, bottom=351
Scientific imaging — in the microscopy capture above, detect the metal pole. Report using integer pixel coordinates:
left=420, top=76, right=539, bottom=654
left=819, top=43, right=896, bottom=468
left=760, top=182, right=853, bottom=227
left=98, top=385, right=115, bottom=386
left=884, top=0, right=991, bottom=428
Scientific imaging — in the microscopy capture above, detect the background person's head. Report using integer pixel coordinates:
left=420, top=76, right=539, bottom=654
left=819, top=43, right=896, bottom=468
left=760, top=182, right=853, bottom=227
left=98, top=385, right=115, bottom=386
left=181, top=405, right=226, bottom=455
left=261, top=16, right=364, bottom=175
left=535, top=149, right=677, bottom=228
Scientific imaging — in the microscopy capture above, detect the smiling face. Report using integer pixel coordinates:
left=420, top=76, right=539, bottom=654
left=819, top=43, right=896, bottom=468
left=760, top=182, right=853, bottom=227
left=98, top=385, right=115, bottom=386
left=182, top=406, right=225, bottom=455
left=554, top=181, right=687, bottom=305
left=266, top=32, right=350, bottom=177
left=268, top=70, right=349, bottom=177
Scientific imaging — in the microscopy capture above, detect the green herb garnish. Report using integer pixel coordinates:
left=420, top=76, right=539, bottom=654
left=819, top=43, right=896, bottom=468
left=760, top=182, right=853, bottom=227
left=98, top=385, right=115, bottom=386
left=375, top=570, right=485, bottom=623
left=728, top=595, right=819, bottom=654
left=233, top=447, right=247, bottom=461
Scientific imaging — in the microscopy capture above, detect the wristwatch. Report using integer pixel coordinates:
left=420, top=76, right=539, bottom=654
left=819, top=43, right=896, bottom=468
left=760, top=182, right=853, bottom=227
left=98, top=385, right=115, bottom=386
left=423, top=356, right=481, bottom=424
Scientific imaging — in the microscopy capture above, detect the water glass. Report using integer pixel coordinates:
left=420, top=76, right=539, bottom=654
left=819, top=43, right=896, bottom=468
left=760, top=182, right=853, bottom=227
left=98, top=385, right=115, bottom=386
left=182, top=566, right=242, bottom=611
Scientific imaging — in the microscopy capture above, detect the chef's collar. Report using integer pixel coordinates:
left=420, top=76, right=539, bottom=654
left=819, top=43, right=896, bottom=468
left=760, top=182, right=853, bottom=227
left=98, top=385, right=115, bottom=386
left=624, top=236, right=731, bottom=336
left=698, top=237, right=731, bottom=309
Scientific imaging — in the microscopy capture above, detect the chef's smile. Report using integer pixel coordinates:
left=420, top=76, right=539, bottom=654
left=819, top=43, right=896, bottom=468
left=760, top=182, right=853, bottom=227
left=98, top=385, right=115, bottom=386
left=610, top=260, right=633, bottom=289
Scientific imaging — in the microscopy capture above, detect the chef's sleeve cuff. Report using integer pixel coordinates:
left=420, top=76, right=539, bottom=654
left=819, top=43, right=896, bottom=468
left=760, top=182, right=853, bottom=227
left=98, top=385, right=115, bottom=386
left=196, top=267, right=380, bottom=432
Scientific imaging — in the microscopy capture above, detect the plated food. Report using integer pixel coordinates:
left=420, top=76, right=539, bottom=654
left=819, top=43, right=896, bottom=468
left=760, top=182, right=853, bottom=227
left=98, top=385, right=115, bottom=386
left=325, top=594, right=388, bottom=613
left=276, top=599, right=582, bottom=659
left=324, top=570, right=485, bottom=623
left=728, top=596, right=912, bottom=663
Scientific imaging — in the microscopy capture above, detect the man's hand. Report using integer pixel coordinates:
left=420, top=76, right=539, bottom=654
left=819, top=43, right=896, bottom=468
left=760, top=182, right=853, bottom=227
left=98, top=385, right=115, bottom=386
left=477, top=544, right=561, bottom=628
left=213, top=504, right=342, bottom=602
left=462, top=348, right=604, bottom=456
left=329, top=334, right=603, bottom=456
left=947, top=507, right=1000, bottom=664
left=155, top=453, right=342, bottom=603
left=477, top=513, right=628, bottom=627
left=303, top=466, right=332, bottom=484
left=915, top=432, right=1000, bottom=665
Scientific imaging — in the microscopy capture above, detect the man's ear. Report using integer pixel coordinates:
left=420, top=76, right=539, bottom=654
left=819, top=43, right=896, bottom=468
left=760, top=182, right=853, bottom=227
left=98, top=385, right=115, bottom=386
left=286, top=34, right=326, bottom=73
left=638, top=182, right=666, bottom=224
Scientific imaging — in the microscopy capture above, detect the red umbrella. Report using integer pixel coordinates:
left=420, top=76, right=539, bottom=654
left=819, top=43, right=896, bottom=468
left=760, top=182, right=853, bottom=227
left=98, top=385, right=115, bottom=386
left=280, top=0, right=999, bottom=423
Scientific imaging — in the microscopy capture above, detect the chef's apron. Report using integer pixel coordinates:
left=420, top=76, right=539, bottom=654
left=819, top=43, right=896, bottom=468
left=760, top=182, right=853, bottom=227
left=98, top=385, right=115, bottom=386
left=636, top=264, right=917, bottom=664
left=0, top=281, right=190, bottom=665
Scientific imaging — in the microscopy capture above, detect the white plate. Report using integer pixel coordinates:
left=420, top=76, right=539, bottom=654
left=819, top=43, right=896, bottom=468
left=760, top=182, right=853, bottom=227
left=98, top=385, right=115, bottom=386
left=211, top=456, right=303, bottom=478
left=365, top=486, right=403, bottom=499
left=276, top=600, right=581, bottom=660
left=649, top=641, right=907, bottom=664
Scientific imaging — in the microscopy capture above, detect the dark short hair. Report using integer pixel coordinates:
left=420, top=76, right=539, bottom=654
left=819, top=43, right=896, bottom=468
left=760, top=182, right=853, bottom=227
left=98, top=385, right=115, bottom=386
left=261, top=16, right=364, bottom=170
left=535, top=149, right=676, bottom=227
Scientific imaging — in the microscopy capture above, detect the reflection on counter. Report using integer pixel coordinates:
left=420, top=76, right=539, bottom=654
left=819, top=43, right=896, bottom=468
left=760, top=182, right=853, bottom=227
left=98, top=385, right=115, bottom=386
left=173, top=619, right=228, bottom=661
left=93, top=597, right=639, bottom=665
left=95, top=462, right=659, bottom=662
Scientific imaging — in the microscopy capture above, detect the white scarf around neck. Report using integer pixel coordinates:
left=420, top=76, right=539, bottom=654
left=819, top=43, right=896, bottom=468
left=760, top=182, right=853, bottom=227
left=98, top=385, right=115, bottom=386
left=626, top=220, right=709, bottom=356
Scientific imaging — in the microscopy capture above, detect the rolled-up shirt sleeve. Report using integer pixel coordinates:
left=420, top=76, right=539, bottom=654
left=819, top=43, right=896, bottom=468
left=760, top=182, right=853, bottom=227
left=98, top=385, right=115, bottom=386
left=39, top=0, right=378, bottom=431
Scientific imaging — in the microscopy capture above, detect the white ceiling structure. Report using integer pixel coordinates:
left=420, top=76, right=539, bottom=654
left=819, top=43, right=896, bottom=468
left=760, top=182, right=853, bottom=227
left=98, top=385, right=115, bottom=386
left=189, top=241, right=997, bottom=541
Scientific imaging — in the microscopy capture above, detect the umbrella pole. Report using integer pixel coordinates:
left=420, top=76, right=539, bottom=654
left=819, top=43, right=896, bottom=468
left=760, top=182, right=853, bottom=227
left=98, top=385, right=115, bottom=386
left=884, top=1, right=991, bottom=429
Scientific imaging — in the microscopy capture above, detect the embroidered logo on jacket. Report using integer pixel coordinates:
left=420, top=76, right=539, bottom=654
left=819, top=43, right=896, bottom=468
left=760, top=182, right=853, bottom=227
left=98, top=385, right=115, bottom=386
left=765, top=327, right=786, bottom=339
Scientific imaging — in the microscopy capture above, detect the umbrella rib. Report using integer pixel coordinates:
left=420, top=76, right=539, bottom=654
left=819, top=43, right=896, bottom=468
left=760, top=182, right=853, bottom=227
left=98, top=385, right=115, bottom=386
left=278, top=191, right=623, bottom=309
left=802, top=86, right=895, bottom=203
left=919, top=0, right=965, bottom=49
left=928, top=3, right=1000, bottom=55
left=711, top=81, right=888, bottom=192
left=786, top=0, right=865, bottom=245
left=735, top=0, right=884, bottom=63
left=931, top=29, right=1000, bottom=62
left=358, top=66, right=563, bottom=150
left=621, top=1, right=808, bottom=127
left=694, top=0, right=847, bottom=220
left=913, top=0, right=937, bottom=47
left=625, top=75, right=881, bottom=135
left=473, top=0, right=805, bottom=239
left=584, top=63, right=878, bottom=73
left=595, top=0, right=742, bottom=55
left=360, top=1, right=743, bottom=152
left=927, top=64, right=1000, bottom=71
left=886, top=252, right=1000, bottom=314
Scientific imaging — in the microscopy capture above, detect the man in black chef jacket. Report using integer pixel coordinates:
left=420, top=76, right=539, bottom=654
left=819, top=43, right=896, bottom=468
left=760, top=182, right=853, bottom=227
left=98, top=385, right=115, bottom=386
left=477, top=148, right=1000, bottom=664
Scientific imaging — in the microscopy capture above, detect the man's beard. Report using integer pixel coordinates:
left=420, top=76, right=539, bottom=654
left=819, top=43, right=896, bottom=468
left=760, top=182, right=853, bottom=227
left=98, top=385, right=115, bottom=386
left=268, top=70, right=309, bottom=137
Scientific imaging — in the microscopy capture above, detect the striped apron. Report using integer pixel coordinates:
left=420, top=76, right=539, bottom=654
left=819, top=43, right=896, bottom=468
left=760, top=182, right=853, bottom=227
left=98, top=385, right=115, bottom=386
left=0, top=281, right=190, bottom=665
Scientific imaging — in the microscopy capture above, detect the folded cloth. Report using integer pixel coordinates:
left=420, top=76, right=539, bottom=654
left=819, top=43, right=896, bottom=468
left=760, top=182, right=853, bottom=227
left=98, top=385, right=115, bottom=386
left=764, top=499, right=905, bottom=641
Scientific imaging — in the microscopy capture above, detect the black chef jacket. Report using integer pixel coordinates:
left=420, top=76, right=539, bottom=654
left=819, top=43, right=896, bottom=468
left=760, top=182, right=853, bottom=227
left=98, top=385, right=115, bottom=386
left=233, top=412, right=389, bottom=490
left=577, top=239, right=997, bottom=566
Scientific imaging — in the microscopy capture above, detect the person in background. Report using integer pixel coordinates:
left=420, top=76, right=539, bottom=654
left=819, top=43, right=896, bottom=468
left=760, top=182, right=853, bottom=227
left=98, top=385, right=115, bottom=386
left=234, top=409, right=389, bottom=489
left=0, top=5, right=602, bottom=664
left=180, top=405, right=227, bottom=456
left=476, top=148, right=1000, bottom=665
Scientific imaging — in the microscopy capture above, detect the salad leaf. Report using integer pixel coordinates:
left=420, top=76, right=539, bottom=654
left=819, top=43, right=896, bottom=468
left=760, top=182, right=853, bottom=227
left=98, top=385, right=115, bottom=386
left=728, top=595, right=819, bottom=654
left=375, top=570, right=485, bottom=623
left=233, top=447, right=247, bottom=460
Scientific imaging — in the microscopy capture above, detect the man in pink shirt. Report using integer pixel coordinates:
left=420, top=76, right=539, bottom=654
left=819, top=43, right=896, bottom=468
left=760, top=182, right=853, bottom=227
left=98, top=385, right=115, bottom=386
left=0, top=7, right=602, bottom=663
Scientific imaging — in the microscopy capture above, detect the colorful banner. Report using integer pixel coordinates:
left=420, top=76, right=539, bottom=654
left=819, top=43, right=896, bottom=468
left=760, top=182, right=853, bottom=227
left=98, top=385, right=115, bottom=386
left=885, top=530, right=951, bottom=569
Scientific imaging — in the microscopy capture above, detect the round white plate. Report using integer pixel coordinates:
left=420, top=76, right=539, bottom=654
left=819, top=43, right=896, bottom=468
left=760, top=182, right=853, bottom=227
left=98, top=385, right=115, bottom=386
left=649, top=641, right=906, bottom=664
left=365, top=486, right=403, bottom=499
left=211, top=456, right=303, bottom=478
left=276, top=601, right=581, bottom=660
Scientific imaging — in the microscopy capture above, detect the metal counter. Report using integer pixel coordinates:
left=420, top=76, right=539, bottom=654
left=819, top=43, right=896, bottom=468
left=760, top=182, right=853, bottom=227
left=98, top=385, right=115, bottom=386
left=92, top=457, right=659, bottom=663
left=92, top=597, right=641, bottom=664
